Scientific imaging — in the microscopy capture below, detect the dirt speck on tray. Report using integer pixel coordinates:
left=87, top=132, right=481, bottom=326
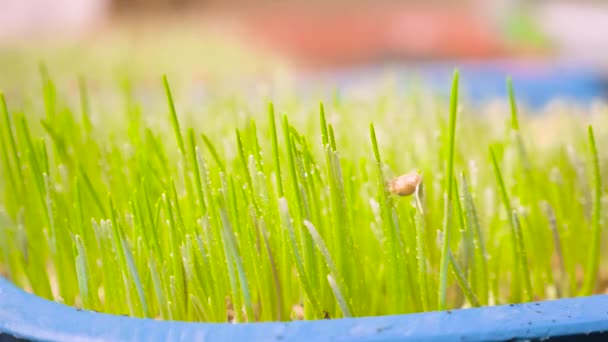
left=291, top=303, right=304, bottom=320
left=226, top=296, right=235, bottom=323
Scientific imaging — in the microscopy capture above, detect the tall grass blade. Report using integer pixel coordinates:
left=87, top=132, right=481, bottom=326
left=438, top=69, right=459, bottom=310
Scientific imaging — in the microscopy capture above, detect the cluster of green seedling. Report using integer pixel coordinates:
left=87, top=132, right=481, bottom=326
left=0, top=70, right=605, bottom=322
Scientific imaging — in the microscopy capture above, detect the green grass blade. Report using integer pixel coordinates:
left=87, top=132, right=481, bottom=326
left=506, top=77, right=519, bottom=131
left=581, top=125, right=602, bottom=295
left=448, top=251, right=480, bottom=307
left=369, top=122, right=405, bottom=313
left=163, top=191, right=186, bottom=318
left=78, top=76, right=93, bottom=133
left=319, top=102, right=329, bottom=146
left=461, top=173, right=489, bottom=304
left=162, top=75, right=185, bottom=155
left=268, top=102, right=283, bottom=197
left=490, top=145, right=523, bottom=302
left=39, top=63, right=56, bottom=119
left=414, top=183, right=430, bottom=311
left=235, top=129, right=259, bottom=213
left=109, top=198, right=148, bottom=317
left=326, top=274, right=351, bottom=318
left=219, top=208, right=255, bottom=322
left=438, top=69, right=459, bottom=310
left=188, top=128, right=207, bottom=215
left=512, top=212, right=533, bottom=301
left=201, top=133, right=226, bottom=173
left=0, top=93, right=24, bottom=180
left=278, top=198, right=321, bottom=318
left=369, top=123, right=381, bottom=165
left=303, top=220, right=353, bottom=317
left=544, top=203, right=568, bottom=296
left=507, top=77, right=531, bottom=171
left=73, top=234, right=93, bottom=308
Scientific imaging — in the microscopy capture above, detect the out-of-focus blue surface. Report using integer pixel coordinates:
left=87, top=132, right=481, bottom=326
left=423, top=62, right=607, bottom=107
left=1, top=276, right=608, bottom=341
left=317, top=61, right=607, bottom=108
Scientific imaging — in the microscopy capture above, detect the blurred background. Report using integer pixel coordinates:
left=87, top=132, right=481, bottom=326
left=0, top=0, right=607, bottom=106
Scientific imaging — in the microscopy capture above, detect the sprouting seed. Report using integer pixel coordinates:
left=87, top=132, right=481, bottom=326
left=388, top=170, right=421, bottom=196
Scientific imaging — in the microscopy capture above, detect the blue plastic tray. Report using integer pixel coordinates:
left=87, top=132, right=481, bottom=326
left=1, top=276, right=608, bottom=341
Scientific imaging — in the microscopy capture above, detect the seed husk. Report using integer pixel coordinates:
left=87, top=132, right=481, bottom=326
left=388, top=171, right=421, bottom=196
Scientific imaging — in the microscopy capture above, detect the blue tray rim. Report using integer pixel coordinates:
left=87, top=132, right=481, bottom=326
left=1, top=276, right=608, bottom=341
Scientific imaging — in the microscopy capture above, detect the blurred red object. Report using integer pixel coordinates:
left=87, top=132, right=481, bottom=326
left=242, top=6, right=507, bottom=66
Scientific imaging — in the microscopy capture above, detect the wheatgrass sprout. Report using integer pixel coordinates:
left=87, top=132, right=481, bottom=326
left=0, top=70, right=605, bottom=323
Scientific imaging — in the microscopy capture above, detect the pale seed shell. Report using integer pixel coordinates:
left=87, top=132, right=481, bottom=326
left=388, top=171, right=421, bottom=196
